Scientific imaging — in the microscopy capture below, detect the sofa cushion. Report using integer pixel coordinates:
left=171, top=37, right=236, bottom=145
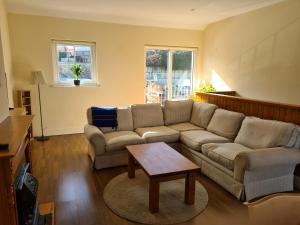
left=164, top=99, right=194, bottom=125
left=168, top=122, right=203, bottom=132
left=135, top=126, right=180, bottom=143
left=286, top=126, right=300, bottom=149
left=87, top=107, right=134, bottom=133
left=202, top=143, right=252, bottom=170
left=207, top=109, right=245, bottom=139
left=235, top=117, right=295, bottom=149
left=180, top=130, right=230, bottom=151
left=131, top=103, right=164, bottom=129
left=104, top=131, right=145, bottom=152
left=190, top=102, right=217, bottom=128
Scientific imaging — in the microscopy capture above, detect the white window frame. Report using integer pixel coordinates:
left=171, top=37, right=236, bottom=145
left=144, top=46, right=197, bottom=102
left=51, top=40, right=98, bottom=86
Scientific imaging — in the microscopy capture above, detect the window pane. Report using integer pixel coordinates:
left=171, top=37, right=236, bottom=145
left=57, top=45, right=75, bottom=63
left=58, top=63, right=92, bottom=80
left=75, top=46, right=92, bottom=63
left=145, top=49, right=169, bottom=104
left=79, top=63, right=92, bottom=79
left=172, top=50, right=193, bottom=100
left=56, top=43, right=93, bottom=81
left=58, top=63, right=73, bottom=80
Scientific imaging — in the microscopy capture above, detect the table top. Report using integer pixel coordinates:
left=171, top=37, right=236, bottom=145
left=126, top=142, right=200, bottom=177
left=0, top=115, right=33, bottom=158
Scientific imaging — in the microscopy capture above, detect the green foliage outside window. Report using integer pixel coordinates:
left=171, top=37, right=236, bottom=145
left=146, top=50, right=192, bottom=70
left=146, top=50, right=168, bottom=69
left=59, top=52, right=67, bottom=61
left=172, top=51, right=192, bottom=70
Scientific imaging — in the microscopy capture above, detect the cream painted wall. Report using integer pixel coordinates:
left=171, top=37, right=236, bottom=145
left=0, top=0, right=13, bottom=108
left=202, top=0, right=300, bottom=105
left=0, top=31, right=9, bottom=122
left=8, top=14, right=202, bottom=136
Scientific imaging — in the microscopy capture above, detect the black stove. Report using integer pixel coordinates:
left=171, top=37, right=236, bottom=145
left=15, top=163, right=50, bottom=225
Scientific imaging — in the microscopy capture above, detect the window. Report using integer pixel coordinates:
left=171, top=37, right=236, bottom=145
left=145, top=47, right=196, bottom=104
left=52, top=40, right=97, bottom=85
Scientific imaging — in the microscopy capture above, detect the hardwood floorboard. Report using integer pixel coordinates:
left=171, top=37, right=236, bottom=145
left=31, top=134, right=249, bottom=225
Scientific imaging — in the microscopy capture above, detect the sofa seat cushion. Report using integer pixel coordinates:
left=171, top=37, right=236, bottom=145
left=202, top=143, right=252, bottom=170
left=207, top=109, right=245, bottom=140
left=135, top=126, right=180, bottom=143
left=190, top=102, right=217, bottom=128
left=167, top=122, right=203, bottom=132
left=180, top=130, right=230, bottom=151
left=235, top=117, right=296, bottom=149
left=164, top=99, right=194, bottom=125
left=131, top=103, right=164, bottom=129
left=104, top=131, right=145, bottom=152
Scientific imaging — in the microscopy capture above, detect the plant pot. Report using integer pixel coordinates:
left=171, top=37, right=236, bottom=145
left=74, top=80, right=80, bottom=86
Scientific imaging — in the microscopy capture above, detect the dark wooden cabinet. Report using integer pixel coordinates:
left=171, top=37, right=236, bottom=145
left=0, top=115, right=33, bottom=225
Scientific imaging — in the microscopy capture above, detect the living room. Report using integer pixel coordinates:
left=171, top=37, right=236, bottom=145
left=0, top=0, right=299, bottom=225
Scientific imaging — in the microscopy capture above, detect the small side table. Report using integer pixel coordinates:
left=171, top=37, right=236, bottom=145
left=39, top=202, right=55, bottom=225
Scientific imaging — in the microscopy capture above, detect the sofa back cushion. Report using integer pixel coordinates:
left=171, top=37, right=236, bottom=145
left=190, top=102, right=217, bottom=128
left=87, top=107, right=133, bottom=133
left=131, top=103, right=164, bottom=129
left=234, top=117, right=295, bottom=149
left=207, top=109, right=245, bottom=139
left=164, top=99, right=194, bottom=125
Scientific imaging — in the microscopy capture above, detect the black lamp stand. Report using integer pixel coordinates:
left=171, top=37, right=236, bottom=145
left=36, top=83, right=49, bottom=141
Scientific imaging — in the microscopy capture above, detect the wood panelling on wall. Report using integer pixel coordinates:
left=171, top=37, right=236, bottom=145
left=196, top=92, right=300, bottom=125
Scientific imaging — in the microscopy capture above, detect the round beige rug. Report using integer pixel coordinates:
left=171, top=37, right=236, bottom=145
left=103, top=169, right=208, bottom=225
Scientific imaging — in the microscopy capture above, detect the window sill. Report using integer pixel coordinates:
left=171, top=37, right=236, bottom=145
left=50, top=82, right=100, bottom=88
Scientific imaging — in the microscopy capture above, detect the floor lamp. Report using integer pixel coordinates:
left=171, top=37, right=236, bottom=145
left=32, top=71, right=49, bottom=141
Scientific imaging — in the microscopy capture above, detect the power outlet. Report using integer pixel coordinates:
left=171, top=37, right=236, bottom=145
left=0, top=143, right=9, bottom=150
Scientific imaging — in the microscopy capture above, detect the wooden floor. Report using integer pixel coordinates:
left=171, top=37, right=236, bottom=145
left=31, top=134, right=250, bottom=225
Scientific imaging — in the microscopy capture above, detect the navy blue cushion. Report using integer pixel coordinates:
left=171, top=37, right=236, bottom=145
left=91, top=107, right=118, bottom=128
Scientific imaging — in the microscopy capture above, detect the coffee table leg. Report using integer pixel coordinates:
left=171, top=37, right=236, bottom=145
left=128, top=153, right=135, bottom=178
left=185, top=172, right=196, bottom=204
left=149, top=179, right=159, bottom=213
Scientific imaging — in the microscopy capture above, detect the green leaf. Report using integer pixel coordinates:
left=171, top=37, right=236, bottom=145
left=71, top=64, right=84, bottom=79
left=199, top=84, right=216, bottom=93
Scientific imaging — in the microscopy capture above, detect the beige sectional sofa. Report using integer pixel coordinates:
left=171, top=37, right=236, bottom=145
left=84, top=100, right=300, bottom=201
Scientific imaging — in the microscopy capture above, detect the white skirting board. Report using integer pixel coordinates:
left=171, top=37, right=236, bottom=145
left=44, top=127, right=83, bottom=136
left=295, top=176, right=300, bottom=190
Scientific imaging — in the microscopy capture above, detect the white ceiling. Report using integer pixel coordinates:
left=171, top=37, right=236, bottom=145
left=5, top=0, right=285, bottom=30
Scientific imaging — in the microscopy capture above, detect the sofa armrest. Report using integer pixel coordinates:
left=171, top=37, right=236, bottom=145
left=84, top=124, right=106, bottom=155
left=234, top=147, right=300, bottom=182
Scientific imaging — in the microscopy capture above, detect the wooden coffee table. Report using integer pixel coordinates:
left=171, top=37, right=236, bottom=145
left=126, top=142, right=200, bottom=213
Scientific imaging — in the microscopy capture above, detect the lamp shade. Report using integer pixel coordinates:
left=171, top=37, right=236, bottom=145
left=32, top=71, right=47, bottom=85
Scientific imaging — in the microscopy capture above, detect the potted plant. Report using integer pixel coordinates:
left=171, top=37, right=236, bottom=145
left=199, top=84, right=216, bottom=93
left=71, top=64, right=83, bottom=86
